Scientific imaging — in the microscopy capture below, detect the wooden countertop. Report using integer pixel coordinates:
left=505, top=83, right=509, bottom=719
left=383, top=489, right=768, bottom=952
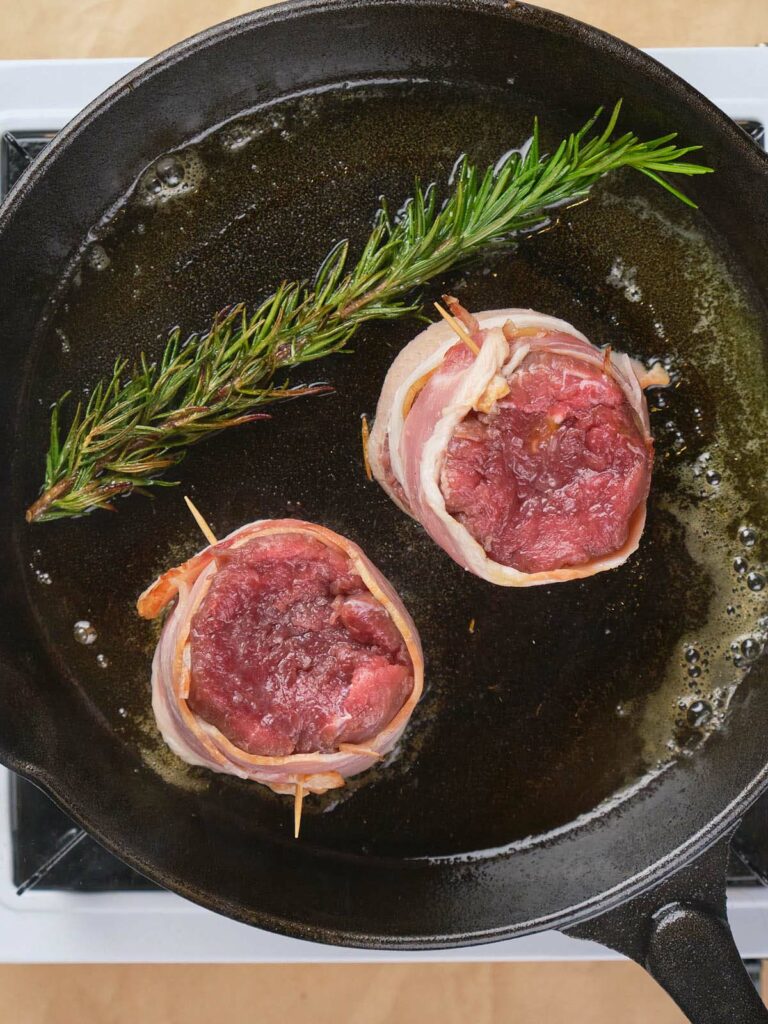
left=0, top=0, right=766, bottom=59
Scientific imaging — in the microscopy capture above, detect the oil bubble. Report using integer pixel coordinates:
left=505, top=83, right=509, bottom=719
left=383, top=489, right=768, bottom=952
left=671, top=433, right=687, bottom=455
left=741, top=638, right=762, bottom=661
left=739, top=527, right=757, bottom=548
left=35, top=570, right=52, bottom=585
left=615, top=703, right=629, bottom=718
left=96, top=653, right=109, bottom=669
left=138, top=149, right=205, bottom=206
left=747, top=572, right=766, bottom=592
left=74, top=620, right=97, bottom=645
left=688, top=665, right=701, bottom=679
left=651, top=392, right=669, bottom=411
left=734, top=557, right=749, bottom=575
left=87, top=244, right=111, bottom=272
left=155, top=156, right=184, bottom=187
left=684, top=647, right=700, bottom=664
left=705, top=469, right=721, bottom=486
left=686, top=700, right=712, bottom=728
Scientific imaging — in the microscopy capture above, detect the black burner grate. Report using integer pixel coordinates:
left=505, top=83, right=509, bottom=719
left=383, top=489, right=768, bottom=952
left=11, top=781, right=157, bottom=892
left=738, top=119, right=765, bottom=147
left=2, top=131, right=57, bottom=185
left=2, top=115, right=766, bottom=893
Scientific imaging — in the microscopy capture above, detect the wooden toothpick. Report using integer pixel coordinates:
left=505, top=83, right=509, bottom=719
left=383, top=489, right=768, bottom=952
left=433, top=302, right=480, bottom=355
left=294, top=779, right=305, bottom=839
left=184, top=495, right=218, bottom=545
left=360, top=414, right=372, bottom=481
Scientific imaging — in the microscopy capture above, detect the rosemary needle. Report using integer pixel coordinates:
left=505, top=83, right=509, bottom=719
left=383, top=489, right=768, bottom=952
left=27, top=101, right=712, bottom=523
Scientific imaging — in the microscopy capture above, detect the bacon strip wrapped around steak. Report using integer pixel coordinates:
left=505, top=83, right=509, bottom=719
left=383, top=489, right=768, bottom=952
left=368, top=300, right=668, bottom=586
left=138, top=519, right=423, bottom=794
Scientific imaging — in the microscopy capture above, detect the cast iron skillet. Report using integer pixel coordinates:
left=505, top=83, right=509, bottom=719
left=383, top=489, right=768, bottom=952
left=0, top=2, right=767, bottom=1020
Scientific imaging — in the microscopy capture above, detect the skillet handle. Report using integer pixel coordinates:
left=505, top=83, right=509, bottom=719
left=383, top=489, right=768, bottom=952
left=564, top=830, right=768, bottom=1024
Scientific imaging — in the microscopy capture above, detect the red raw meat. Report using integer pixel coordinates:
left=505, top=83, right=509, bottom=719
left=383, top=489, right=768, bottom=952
left=441, top=348, right=651, bottom=573
left=188, top=534, right=412, bottom=756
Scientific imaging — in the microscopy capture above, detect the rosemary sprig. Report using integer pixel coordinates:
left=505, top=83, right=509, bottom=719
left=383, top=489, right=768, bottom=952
left=27, top=101, right=712, bottom=522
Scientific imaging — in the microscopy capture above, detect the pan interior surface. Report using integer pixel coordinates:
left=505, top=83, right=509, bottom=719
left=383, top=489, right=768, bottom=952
left=13, top=74, right=768, bottom=867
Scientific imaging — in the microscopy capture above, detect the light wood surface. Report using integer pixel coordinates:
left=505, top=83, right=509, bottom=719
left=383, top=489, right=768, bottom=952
left=0, top=963, right=693, bottom=1024
left=0, top=1, right=766, bottom=1022
left=0, top=0, right=765, bottom=58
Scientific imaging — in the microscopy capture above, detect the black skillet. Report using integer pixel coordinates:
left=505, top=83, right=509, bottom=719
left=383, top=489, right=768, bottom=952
left=1, top=1, right=768, bottom=1019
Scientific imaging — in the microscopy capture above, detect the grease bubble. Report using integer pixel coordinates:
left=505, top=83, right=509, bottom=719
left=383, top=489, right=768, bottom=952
left=747, top=572, right=766, bottom=592
left=74, top=620, right=97, bottom=645
left=686, top=700, right=712, bottom=727
left=155, top=156, right=184, bottom=187
left=741, top=638, right=762, bottom=661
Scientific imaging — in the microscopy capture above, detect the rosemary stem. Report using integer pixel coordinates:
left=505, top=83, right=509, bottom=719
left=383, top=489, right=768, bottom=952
left=27, top=101, right=712, bottom=523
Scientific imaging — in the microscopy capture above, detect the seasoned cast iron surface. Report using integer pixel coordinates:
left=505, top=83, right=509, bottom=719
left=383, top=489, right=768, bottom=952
left=17, top=80, right=768, bottom=859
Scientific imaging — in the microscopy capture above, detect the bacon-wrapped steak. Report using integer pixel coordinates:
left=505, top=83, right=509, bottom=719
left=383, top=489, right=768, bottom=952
left=368, top=301, right=668, bottom=585
left=138, top=519, right=423, bottom=794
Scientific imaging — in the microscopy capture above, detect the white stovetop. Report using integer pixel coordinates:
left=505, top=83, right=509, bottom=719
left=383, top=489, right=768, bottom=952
left=1, top=46, right=767, bottom=964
